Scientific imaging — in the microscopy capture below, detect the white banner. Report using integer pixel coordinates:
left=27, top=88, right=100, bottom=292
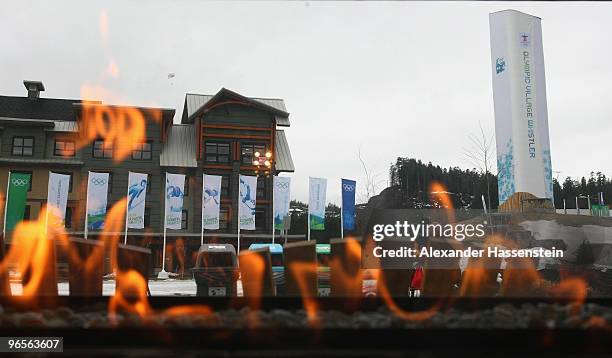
left=202, top=174, right=222, bottom=230
left=126, top=172, right=148, bottom=229
left=490, top=10, right=553, bottom=205
left=165, top=173, right=185, bottom=230
left=46, top=172, right=70, bottom=228
left=238, top=175, right=257, bottom=230
left=273, top=176, right=291, bottom=230
left=308, top=177, right=327, bottom=231
left=86, top=172, right=109, bottom=230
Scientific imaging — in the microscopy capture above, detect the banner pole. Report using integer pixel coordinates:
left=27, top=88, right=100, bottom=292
left=200, top=174, right=205, bottom=246
left=237, top=177, right=241, bottom=253
left=307, top=205, right=310, bottom=242
left=44, top=171, right=51, bottom=238
left=340, top=180, right=344, bottom=239
left=271, top=176, right=275, bottom=244
left=161, top=172, right=168, bottom=274
left=84, top=171, right=91, bottom=239
left=3, top=171, right=11, bottom=240
left=124, top=172, right=130, bottom=244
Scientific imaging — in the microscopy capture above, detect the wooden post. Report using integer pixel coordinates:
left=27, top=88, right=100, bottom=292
left=284, top=240, right=317, bottom=297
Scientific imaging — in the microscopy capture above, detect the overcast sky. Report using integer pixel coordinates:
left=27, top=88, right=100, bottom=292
left=2, top=1, right=612, bottom=204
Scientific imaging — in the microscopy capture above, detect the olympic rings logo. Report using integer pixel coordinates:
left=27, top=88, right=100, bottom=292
left=276, top=182, right=290, bottom=190
left=11, top=178, right=29, bottom=187
left=342, top=184, right=355, bottom=192
left=91, top=178, right=107, bottom=186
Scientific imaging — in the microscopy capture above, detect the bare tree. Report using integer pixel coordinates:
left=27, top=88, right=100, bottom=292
left=463, top=121, right=496, bottom=210
left=357, top=147, right=386, bottom=204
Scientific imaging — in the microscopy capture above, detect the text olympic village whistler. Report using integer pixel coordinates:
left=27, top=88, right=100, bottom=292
left=371, top=220, right=564, bottom=259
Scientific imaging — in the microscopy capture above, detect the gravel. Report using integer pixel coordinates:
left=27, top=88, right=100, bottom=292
left=1, top=302, right=612, bottom=330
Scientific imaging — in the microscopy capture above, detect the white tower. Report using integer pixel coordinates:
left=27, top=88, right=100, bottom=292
left=490, top=10, right=553, bottom=206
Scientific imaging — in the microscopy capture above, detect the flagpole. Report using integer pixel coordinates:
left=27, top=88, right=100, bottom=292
left=159, top=172, right=169, bottom=279
left=124, top=172, right=130, bottom=244
left=200, top=174, right=205, bottom=246
left=44, top=171, right=51, bottom=238
left=237, top=175, right=241, bottom=253
left=271, top=176, right=275, bottom=244
left=340, top=180, right=344, bottom=239
left=84, top=171, right=91, bottom=239
left=3, top=171, right=11, bottom=240
left=307, top=202, right=311, bottom=242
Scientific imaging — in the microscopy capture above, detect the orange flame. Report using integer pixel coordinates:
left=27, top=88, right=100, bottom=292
left=108, top=269, right=152, bottom=324
left=288, top=261, right=320, bottom=326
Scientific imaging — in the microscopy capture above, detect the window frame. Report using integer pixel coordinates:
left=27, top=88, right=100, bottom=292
left=181, top=209, right=188, bottom=229
left=64, top=207, right=73, bottom=229
left=219, top=206, right=229, bottom=230
left=12, top=136, right=35, bottom=157
left=256, top=176, right=266, bottom=199
left=221, top=175, right=230, bottom=198
left=255, top=208, right=266, bottom=231
left=53, top=139, right=76, bottom=157
left=132, top=141, right=153, bottom=161
left=54, top=172, right=74, bottom=193
left=92, top=139, right=114, bottom=159
left=204, top=141, right=231, bottom=164
left=183, top=176, right=189, bottom=196
left=241, top=142, right=268, bottom=165
left=144, top=207, right=151, bottom=228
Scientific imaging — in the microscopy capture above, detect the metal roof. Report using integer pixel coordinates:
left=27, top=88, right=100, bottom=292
left=183, top=92, right=289, bottom=125
left=275, top=130, right=295, bottom=172
left=160, top=124, right=198, bottom=167
left=0, top=117, right=79, bottom=132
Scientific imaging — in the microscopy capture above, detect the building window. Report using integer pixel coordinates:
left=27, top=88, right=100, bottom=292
left=54, top=140, right=76, bottom=157
left=255, top=208, right=266, bottom=230
left=65, top=207, right=73, bottom=228
left=219, top=207, right=229, bottom=230
left=92, top=139, right=113, bottom=159
left=12, top=136, right=34, bottom=156
left=132, top=141, right=152, bottom=160
left=13, top=171, right=32, bottom=192
left=144, top=207, right=151, bottom=228
left=183, top=176, right=189, bottom=196
left=205, top=142, right=230, bottom=163
left=221, top=175, right=230, bottom=198
left=241, top=143, right=267, bottom=165
left=55, top=172, right=73, bottom=193
left=106, top=172, right=113, bottom=194
left=24, top=205, right=31, bottom=220
left=145, top=174, right=152, bottom=194
left=181, top=210, right=188, bottom=229
left=257, top=177, right=266, bottom=199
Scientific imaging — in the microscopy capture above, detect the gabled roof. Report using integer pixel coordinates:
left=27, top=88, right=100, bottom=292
left=0, top=96, right=96, bottom=121
left=182, top=88, right=289, bottom=126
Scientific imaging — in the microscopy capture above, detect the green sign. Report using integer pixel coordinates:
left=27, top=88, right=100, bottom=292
left=4, top=172, right=30, bottom=233
left=591, top=204, right=610, bottom=217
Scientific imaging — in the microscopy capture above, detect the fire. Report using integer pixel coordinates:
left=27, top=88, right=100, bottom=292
left=374, top=269, right=440, bottom=321
left=1, top=207, right=62, bottom=300
left=329, top=238, right=364, bottom=301
left=77, top=86, right=158, bottom=163
left=108, top=269, right=152, bottom=324
left=288, top=261, right=320, bottom=326
left=237, top=251, right=268, bottom=327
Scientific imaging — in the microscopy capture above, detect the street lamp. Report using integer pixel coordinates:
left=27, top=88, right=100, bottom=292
left=253, top=150, right=273, bottom=177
